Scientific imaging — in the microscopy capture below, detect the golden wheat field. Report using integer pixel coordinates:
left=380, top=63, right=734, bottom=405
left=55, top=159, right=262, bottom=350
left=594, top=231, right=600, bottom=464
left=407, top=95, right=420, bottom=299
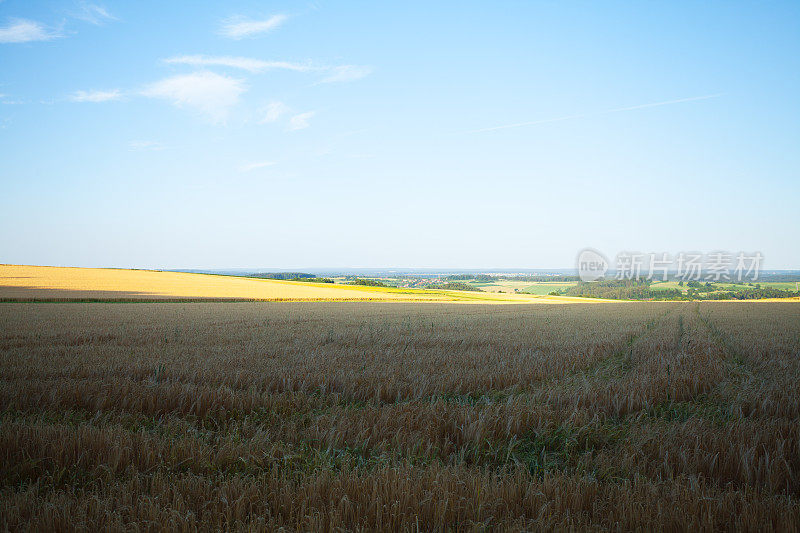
left=1, top=301, right=799, bottom=530
left=0, top=265, right=595, bottom=304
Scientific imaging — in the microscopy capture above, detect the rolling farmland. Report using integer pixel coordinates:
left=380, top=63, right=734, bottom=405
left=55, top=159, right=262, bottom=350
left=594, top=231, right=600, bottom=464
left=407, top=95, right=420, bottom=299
left=0, top=265, right=601, bottom=304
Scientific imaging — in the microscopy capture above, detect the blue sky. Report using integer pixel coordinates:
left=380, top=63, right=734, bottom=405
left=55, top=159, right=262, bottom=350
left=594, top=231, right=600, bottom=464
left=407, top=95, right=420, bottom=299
left=1, top=1, right=799, bottom=269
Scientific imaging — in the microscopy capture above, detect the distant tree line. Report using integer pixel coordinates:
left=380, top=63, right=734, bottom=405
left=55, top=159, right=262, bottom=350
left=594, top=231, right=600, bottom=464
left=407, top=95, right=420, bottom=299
left=348, top=278, right=389, bottom=287
left=446, top=274, right=496, bottom=282
left=567, top=279, right=799, bottom=301
left=701, top=287, right=800, bottom=300
left=445, top=274, right=580, bottom=282
left=753, top=273, right=800, bottom=282
left=291, top=277, right=334, bottom=284
left=427, top=282, right=484, bottom=292
left=506, top=275, right=581, bottom=282
left=249, top=272, right=316, bottom=280
left=566, top=280, right=683, bottom=300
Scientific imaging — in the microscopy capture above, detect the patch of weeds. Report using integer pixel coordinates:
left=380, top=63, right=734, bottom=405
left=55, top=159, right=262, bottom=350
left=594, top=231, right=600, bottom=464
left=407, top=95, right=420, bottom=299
left=274, top=442, right=395, bottom=475
left=430, top=388, right=521, bottom=406
left=486, top=420, right=630, bottom=477
left=646, top=397, right=732, bottom=425
left=515, top=426, right=578, bottom=474
left=150, top=362, right=167, bottom=385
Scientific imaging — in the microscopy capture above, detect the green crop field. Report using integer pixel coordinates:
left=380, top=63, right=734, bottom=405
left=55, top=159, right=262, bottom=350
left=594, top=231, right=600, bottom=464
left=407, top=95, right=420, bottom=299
left=521, top=282, right=579, bottom=295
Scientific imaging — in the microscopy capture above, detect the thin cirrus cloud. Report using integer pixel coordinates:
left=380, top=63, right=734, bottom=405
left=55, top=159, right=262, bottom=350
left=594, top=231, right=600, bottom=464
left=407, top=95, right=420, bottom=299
left=140, top=71, right=246, bottom=123
left=288, top=111, right=315, bottom=131
left=69, top=89, right=122, bottom=102
left=0, top=18, right=61, bottom=43
left=259, top=101, right=289, bottom=124
left=73, top=3, right=117, bottom=25
left=164, top=55, right=310, bottom=74
left=238, top=161, right=275, bottom=172
left=218, top=15, right=287, bottom=39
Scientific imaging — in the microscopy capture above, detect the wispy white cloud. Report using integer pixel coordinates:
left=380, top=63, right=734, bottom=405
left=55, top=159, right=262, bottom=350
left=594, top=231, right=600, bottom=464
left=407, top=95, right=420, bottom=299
left=319, top=65, right=372, bottom=84
left=0, top=18, right=60, bottom=43
left=164, top=55, right=310, bottom=73
left=238, top=161, right=275, bottom=172
left=0, top=93, right=23, bottom=105
left=597, top=94, right=724, bottom=114
left=163, top=55, right=371, bottom=87
left=69, top=89, right=122, bottom=102
left=141, top=71, right=246, bottom=123
left=218, top=15, right=287, bottom=39
left=288, top=111, right=314, bottom=131
left=259, top=101, right=289, bottom=124
left=73, top=3, right=117, bottom=25
left=128, top=140, right=166, bottom=151
left=468, top=93, right=724, bottom=134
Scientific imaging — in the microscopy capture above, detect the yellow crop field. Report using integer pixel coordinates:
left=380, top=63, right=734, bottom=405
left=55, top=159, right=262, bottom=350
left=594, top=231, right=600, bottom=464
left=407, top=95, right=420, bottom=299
left=0, top=265, right=440, bottom=301
left=0, top=265, right=606, bottom=303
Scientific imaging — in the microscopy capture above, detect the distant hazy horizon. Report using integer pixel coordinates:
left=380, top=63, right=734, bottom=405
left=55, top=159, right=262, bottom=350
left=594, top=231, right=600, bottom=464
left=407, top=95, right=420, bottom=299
left=11, top=265, right=793, bottom=277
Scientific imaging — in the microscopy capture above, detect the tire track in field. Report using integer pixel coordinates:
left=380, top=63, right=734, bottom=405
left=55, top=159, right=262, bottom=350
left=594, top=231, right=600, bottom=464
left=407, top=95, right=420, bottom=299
left=398, top=306, right=681, bottom=407
left=528, top=305, right=680, bottom=395
left=694, top=303, right=753, bottom=381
